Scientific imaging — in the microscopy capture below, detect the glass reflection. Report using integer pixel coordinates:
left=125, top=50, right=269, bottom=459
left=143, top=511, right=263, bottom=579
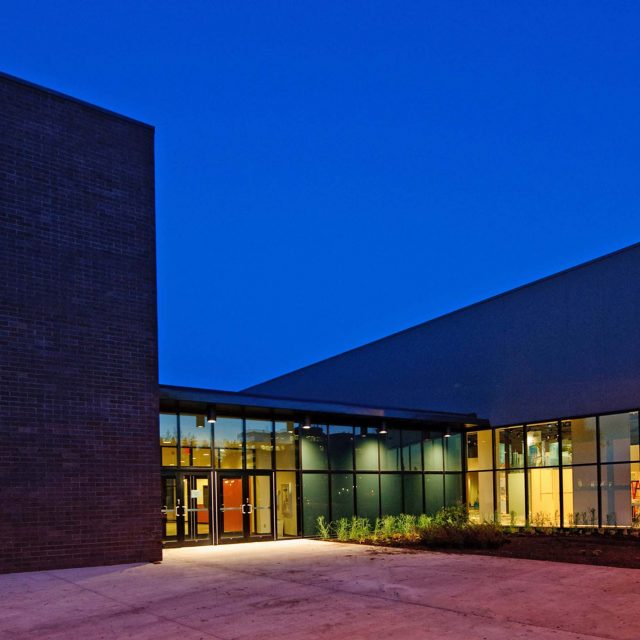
left=215, top=417, right=243, bottom=469
left=275, top=421, right=297, bottom=469
left=246, top=419, right=273, bottom=470
left=160, top=413, right=178, bottom=467
left=180, top=414, right=212, bottom=467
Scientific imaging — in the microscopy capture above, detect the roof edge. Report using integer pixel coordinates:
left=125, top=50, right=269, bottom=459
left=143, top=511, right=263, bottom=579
left=245, top=240, right=640, bottom=390
left=0, top=70, right=154, bottom=130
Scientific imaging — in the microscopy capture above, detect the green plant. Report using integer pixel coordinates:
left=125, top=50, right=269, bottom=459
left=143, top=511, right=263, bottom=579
left=380, top=515, right=397, bottom=537
left=433, top=504, right=468, bottom=527
left=316, top=515, right=331, bottom=539
left=335, top=518, right=350, bottom=541
left=417, top=513, right=433, bottom=528
left=349, top=516, right=371, bottom=541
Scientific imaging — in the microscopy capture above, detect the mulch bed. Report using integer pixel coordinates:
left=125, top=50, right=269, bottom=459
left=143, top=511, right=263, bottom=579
left=449, top=533, right=640, bottom=569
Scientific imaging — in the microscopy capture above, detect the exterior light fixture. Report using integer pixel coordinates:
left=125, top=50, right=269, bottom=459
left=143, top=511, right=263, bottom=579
left=444, top=427, right=452, bottom=438
left=207, top=405, right=217, bottom=424
left=378, top=422, right=388, bottom=435
left=302, top=416, right=312, bottom=430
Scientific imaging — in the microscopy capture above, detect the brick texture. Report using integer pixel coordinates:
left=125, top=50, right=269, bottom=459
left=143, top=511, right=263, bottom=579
left=0, top=74, right=160, bottom=573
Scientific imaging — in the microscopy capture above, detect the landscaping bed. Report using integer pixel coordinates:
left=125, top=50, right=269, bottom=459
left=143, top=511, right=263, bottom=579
left=317, top=508, right=640, bottom=569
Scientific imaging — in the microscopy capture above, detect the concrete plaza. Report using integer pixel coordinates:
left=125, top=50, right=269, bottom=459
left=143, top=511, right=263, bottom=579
left=0, top=540, right=638, bottom=639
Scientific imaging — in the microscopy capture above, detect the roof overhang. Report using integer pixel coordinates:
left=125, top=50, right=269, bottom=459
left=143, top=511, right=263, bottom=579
left=159, top=385, right=489, bottom=429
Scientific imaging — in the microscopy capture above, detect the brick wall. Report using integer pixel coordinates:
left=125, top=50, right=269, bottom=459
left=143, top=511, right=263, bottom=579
left=0, top=73, right=160, bottom=572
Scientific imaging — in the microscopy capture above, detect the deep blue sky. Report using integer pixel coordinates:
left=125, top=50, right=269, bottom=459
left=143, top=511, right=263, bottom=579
left=3, top=2, right=640, bottom=390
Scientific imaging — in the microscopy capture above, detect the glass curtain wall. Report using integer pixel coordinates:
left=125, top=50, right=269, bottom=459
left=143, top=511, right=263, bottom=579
left=465, top=410, right=640, bottom=529
left=160, top=413, right=465, bottom=539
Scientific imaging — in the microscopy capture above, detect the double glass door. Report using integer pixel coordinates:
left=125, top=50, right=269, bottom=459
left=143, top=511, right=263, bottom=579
left=217, top=472, right=273, bottom=543
left=161, top=473, right=212, bottom=546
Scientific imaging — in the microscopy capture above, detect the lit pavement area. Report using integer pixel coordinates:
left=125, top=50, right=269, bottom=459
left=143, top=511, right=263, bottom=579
left=1, top=540, right=639, bottom=640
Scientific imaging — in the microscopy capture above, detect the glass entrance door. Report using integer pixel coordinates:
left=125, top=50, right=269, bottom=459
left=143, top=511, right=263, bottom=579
left=162, top=473, right=212, bottom=546
left=217, top=472, right=273, bottom=543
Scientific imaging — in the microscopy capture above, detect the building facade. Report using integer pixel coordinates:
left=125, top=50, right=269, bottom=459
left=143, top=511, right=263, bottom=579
left=0, top=73, right=160, bottom=573
left=1, top=72, right=639, bottom=573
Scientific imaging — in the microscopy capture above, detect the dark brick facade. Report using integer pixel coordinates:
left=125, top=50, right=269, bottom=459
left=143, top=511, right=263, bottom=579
left=0, top=73, right=160, bottom=573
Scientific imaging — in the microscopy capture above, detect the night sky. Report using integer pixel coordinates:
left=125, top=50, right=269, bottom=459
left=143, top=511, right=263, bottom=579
left=3, top=2, right=640, bottom=390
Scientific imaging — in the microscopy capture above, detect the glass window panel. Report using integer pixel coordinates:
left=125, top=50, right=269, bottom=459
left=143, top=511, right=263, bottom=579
left=380, top=430, right=401, bottom=471
left=495, top=426, right=524, bottom=469
left=355, top=474, right=379, bottom=521
left=380, top=474, right=402, bottom=516
left=444, top=473, right=463, bottom=506
left=601, top=463, right=636, bottom=527
left=276, top=471, right=298, bottom=537
left=600, top=412, right=640, bottom=463
left=301, top=425, right=328, bottom=470
left=423, top=432, right=444, bottom=471
left=401, top=430, right=423, bottom=471
left=466, top=471, right=494, bottom=523
left=331, top=473, right=354, bottom=520
left=528, top=467, right=560, bottom=527
left=444, top=433, right=462, bottom=471
left=355, top=427, right=379, bottom=470
left=160, top=413, right=178, bottom=467
left=275, top=421, right=297, bottom=469
left=526, top=422, right=559, bottom=467
left=633, top=462, right=640, bottom=528
left=466, top=430, right=493, bottom=471
left=161, top=448, right=177, bottom=466
left=246, top=419, right=273, bottom=469
left=329, top=425, right=354, bottom=470
left=563, top=465, right=598, bottom=527
left=180, top=414, right=212, bottom=467
left=424, top=474, right=444, bottom=514
left=160, top=413, right=178, bottom=444
left=403, top=474, right=423, bottom=515
left=496, top=470, right=525, bottom=526
left=302, top=473, right=329, bottom=536
left=248, top=474, right=272, bottom=536
left=561, top=418, right=597, bottom=466
left=214, top=417, right=243, bottom=469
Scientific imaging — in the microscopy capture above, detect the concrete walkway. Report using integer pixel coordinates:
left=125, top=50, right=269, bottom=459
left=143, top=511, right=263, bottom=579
left=0, top=540, right=638, bottom=639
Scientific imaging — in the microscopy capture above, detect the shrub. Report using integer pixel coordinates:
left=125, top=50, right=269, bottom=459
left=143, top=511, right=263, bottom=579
left=317, top=509, right=505, bottom=550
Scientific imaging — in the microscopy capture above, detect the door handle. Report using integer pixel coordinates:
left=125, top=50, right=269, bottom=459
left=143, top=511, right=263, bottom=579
left=246, top=504, right=254, bottom=514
